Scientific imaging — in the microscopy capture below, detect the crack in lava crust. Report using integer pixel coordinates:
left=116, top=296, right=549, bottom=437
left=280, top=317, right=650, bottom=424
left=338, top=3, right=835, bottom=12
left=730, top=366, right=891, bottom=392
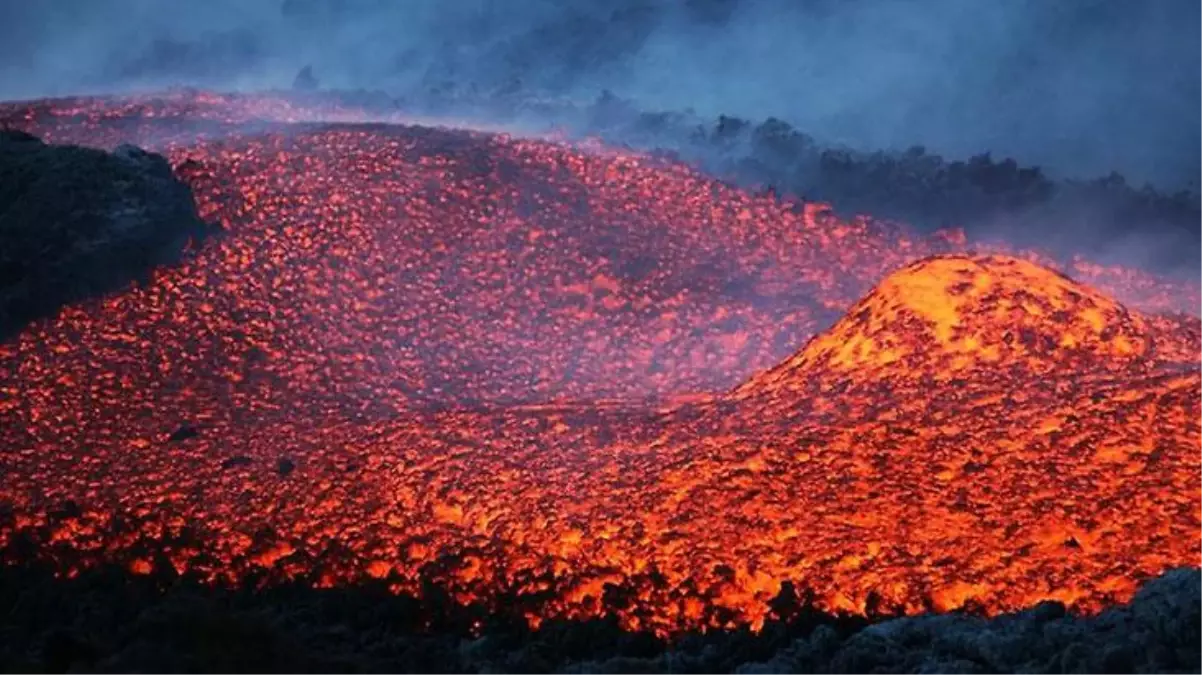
left=0, top=92, right=1199, bottom=637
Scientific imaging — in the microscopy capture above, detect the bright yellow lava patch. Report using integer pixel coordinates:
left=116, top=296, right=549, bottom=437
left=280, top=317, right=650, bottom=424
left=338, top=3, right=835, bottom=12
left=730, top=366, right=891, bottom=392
left=740, top=254, right=1153, bottom=394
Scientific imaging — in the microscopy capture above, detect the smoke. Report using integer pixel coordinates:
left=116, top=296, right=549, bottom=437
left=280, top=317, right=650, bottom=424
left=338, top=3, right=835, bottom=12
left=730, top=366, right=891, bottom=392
left=0, top=0, right=1197, bottom=189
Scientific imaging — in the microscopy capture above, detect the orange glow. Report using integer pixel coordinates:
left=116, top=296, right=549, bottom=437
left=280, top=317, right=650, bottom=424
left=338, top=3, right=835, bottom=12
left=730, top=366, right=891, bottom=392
left=0, top=91, right=1198, bottom=637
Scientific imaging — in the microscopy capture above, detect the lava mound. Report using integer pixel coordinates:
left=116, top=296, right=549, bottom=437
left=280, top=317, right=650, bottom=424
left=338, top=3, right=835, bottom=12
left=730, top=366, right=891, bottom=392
left=736, top=254, right=1193, bottom=401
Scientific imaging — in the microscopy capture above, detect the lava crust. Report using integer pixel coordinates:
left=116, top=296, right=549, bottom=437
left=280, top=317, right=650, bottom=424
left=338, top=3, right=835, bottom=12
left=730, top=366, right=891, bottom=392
left=0, top=91, right=1198, bottom=638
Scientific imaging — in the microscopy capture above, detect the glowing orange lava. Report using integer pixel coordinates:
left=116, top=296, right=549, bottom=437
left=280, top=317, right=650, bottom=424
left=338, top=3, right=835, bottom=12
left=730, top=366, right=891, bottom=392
left=0, top=91, right=1197, bottom=637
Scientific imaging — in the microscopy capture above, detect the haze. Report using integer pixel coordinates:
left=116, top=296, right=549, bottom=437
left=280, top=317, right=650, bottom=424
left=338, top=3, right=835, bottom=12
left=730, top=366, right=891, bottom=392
left=0, top=0, right=1197, bottom=189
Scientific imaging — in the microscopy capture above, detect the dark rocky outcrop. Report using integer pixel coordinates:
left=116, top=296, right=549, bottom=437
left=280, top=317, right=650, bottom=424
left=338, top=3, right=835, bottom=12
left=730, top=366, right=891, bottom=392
left=293, top=64, right=320, bottom=92
left=0, top=130, right=215, bottom=340
left=0, top=559, right=1195, bottom=673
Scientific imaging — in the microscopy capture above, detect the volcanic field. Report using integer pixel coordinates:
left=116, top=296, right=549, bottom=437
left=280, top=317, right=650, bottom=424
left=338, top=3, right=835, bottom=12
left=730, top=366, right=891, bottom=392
left=0, top=91, right=1199, bottom=638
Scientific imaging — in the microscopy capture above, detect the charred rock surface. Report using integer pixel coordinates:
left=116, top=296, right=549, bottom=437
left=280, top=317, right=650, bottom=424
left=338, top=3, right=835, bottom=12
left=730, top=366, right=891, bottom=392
left=0, top=562, right=1194, bottom=673
left=0, top=130, right=214, bottom=340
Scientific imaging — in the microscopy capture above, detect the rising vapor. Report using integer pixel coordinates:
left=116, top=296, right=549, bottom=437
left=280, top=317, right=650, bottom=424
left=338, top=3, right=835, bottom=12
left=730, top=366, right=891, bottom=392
left=1, top=0, right=1198, bottom=187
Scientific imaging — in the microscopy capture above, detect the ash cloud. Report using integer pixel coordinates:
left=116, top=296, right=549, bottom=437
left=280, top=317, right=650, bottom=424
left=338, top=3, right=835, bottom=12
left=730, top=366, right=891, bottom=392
left=0, top=0, right=1198, bottom=190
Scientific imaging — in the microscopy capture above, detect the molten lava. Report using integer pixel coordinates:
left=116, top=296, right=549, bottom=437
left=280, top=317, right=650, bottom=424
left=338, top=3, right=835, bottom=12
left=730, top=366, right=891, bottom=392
left=0, top=91, right=1198, bottom=637
left=738, top=255, right=1196, bottom=395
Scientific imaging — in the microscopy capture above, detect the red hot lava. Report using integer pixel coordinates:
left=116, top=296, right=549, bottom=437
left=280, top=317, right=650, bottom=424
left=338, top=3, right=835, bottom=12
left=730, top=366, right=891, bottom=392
left=0, top=91, right=1198, bottom=636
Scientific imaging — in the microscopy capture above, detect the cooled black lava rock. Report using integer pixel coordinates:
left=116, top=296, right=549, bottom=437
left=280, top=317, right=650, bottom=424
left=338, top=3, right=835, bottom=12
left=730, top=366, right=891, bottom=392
left=293, top=64, right=320, bottom=92
left=277, top=457, right=296, bottom=476
left=167, top=424, right=200, bottom=443
left=39, top=628, right=99, bottom=673
left=0, top=131, right=215, bottom=340
left=0, top=557, right=1194, bottom=673
left=220, top=456, right=254, bottom=470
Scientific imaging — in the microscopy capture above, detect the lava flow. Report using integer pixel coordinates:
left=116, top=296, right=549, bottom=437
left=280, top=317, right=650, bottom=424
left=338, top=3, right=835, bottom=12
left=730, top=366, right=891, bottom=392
left=0, top=91, right=1198, bottom=637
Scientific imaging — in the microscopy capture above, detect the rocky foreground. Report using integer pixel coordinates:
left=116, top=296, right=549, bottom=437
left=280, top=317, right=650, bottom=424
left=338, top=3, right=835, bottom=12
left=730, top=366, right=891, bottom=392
left=0, top=563, right=1196, bottom=673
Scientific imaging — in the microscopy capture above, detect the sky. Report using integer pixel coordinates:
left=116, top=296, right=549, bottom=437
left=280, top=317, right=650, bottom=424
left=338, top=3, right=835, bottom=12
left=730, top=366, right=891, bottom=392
left=0, top=0, right=1198, bottom=188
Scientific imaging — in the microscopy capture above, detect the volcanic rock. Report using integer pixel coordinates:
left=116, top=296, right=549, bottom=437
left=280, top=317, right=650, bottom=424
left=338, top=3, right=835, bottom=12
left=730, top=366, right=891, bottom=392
left=0, top=132, right=213, bottom=339
left=167, top=425, right=200, bottom=443
left=220, top=456, right=253, bottom=470
left=293, top=65, right=320, bottom=92
left=39, top=628, right=99, bottom=673
left=1, top=128, right=39, bottom=144
left=0, top=560, right=1194, bottom=673
left=277, top=457, right=296, bottom=477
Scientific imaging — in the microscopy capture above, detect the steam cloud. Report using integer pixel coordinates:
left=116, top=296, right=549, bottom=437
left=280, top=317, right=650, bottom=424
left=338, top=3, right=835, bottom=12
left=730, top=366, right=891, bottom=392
left=1, top=0, right=1197, bottom=189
